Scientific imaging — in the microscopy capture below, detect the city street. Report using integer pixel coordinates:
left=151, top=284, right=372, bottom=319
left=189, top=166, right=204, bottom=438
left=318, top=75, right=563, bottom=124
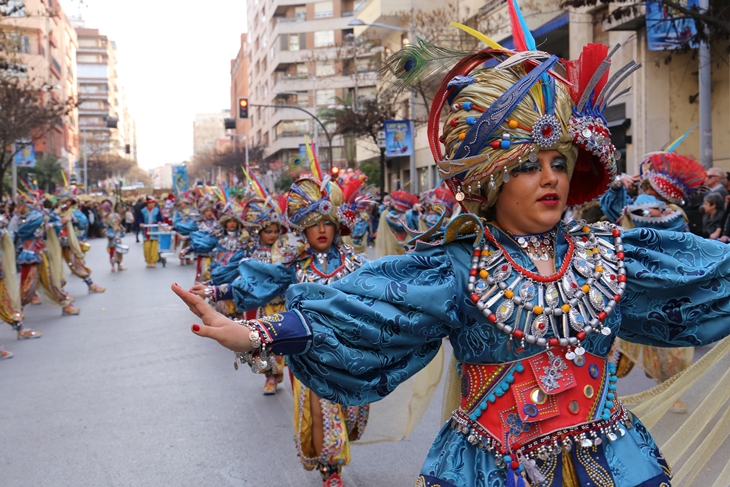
left=0, top=236, right=444, bottom=487
left=0, top=236, right=723, bottom=486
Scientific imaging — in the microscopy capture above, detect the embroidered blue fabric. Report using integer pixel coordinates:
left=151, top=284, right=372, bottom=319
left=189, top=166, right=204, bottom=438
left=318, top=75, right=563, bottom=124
left=15, top=210, right=45, bottom=265
left=600, top=185, right=632, bottom=223
left=265, top=224, right=730, bottom=486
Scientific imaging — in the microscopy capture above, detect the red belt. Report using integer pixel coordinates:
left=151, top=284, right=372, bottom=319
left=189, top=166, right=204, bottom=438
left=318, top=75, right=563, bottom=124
left=459, top=347, right=618, bottom=451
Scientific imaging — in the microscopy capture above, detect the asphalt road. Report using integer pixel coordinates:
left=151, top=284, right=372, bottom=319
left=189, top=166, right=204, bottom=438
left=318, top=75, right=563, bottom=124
left=0, top=237, right=723, bottom=486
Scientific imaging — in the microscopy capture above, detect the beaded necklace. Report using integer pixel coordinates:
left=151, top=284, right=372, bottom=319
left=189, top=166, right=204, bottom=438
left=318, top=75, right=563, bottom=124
left=468, top=221, right=626, bottom=362
left=504, top=230, right=556, bottom=262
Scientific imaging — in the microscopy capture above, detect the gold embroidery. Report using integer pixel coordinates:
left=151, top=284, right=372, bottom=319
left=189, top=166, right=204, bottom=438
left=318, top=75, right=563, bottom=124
left=576, top=446, right=615, bottom=487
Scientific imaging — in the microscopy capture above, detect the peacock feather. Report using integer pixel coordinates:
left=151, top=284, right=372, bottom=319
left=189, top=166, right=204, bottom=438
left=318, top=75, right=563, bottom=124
left=380, top=37, right=472, bottom=99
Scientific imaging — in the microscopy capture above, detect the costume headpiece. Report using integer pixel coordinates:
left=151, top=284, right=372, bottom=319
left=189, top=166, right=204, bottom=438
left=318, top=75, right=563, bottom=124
left=390, top=190, right=418, bottom=213
left=287, top=176, right=346, bottom=231
left=382, top=0, right=640, bottom=214
left=423, top=185, right=456, bottom=213
left=338, top=178, right=376, bottom=230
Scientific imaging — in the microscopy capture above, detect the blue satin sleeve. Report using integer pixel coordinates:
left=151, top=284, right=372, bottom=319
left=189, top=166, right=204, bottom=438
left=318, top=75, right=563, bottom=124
left=16, top=211, right=43, bottom=240
left=173, top=220, right=197, bottom=236
left=210, top=250, right=249, bottom=285
left=270, top=244, right=461, bottom=406
left=599, top=185, right=630, bottom=223
left=618, top=227, right=730, bottom=347
left=188, top=230, right=217, bottom=254
left=230, top=259, right=297, bottom=311
left=405, top=209, right=420, bottom=230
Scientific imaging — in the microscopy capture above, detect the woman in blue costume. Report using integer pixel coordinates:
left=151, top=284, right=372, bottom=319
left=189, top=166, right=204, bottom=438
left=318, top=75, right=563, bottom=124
left=172, top=197, right=198, bottom=266
left=600, top=152, right=707, bottom=414
left=183, top=205, right=219, bottom=281
left=186, top=175, right=369, bottom=487
left=173, top=17, right=730, bottom=487
left=374, top=189, right=418, bottom=258
left=191, top=194, right=289, bottom=394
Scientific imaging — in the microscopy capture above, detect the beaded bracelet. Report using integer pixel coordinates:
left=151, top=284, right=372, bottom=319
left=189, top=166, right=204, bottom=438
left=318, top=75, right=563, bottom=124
left=233, top=319, right=270, bottom=373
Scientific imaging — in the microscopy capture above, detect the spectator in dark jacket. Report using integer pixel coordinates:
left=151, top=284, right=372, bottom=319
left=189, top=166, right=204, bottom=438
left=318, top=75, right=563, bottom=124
left=133, top=197, right=146, bottom=243
left=702, top=192, right=725, bottom=239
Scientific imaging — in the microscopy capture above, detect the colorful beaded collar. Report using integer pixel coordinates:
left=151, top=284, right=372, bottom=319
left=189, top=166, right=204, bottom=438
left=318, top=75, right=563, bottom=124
left=468, top=221, right=626, bottom=362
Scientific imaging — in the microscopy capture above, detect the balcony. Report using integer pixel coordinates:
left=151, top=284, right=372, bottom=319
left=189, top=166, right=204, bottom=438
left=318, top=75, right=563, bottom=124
left=264, top=135, right=308, bottom=158
left=274, top=15, right=352, bottom=35
left=273, top=72, right=378, bottom=94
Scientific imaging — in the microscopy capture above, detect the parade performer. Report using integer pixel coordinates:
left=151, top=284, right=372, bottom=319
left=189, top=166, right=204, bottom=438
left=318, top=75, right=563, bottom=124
left=12, top=196, right=79, bottom=317
left=174, top=5, right=730, bottom=484
left=339, top=178, right=376, bottom=254
left=58, top=198, right=105, bottom=292
left=186, top=204, right=218, bottom=281
left=0, top=221, right=41, bottom=355
left=104, top=202, right=127, bottom=272
left=600, top=150, right=706, bottom=413
left=172, top=197, right=197, bottom=266
left=186, top=170, right=369, bottom=486
left=374, top=189, right=418, bottom=258
left=196, top=187, right=289, bottom=393
left=140, top=197, right=163, bottom=268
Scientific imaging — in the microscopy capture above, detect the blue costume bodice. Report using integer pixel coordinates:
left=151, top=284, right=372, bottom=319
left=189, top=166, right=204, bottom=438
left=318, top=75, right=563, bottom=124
left=14, top=210, right=46, bottom=264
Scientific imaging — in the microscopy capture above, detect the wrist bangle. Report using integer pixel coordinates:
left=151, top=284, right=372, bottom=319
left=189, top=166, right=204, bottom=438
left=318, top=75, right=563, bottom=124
left=233, top=319, right=270, bottom=373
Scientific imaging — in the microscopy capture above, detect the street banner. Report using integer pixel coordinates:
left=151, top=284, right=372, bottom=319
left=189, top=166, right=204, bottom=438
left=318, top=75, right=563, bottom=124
left=14, top=141, right=36, bottom=167
left=646, top=0, right=699, bottom=50
left=384, top=120, right=413, bottom=157
left=173, top=165, right=189, bottom=194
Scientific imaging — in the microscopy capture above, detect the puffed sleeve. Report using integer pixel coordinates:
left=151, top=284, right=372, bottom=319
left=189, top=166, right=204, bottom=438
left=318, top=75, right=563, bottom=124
left=209, top=249, right=249, bottom=285
left=187, top=230, right=217, bottom=255
left=618, top=227, right=730, bottom=347
left=229, top=259, right=297, bottom=311
left=173, top=220, right=197, bottom=236
left=255, top=243, right=464, bottom=405
left=599, top=185, right=630, bottom=223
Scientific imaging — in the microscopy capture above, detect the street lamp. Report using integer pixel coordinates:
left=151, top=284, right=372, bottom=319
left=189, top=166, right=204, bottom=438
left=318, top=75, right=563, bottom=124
left=347, top=13, right=418, bottom=195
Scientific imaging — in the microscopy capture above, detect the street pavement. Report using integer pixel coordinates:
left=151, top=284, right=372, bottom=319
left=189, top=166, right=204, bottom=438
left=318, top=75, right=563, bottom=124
left=0, top=236, right=721, bottom=486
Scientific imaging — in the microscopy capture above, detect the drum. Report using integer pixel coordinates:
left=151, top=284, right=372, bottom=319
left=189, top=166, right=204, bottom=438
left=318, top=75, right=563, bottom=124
left=115, top=243, right=130, bottom=254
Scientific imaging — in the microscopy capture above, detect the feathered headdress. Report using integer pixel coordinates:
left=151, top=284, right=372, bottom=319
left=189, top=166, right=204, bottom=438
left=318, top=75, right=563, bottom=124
left=381, top=0, right=640, bottom=213
left=287, top=176, right=345, bottom=233
left=640, top=152, right=706, bottom=205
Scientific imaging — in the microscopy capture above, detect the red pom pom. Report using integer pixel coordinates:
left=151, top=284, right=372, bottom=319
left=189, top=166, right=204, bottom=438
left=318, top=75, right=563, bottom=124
left=577, top=331, right=586, bottom=341
left=549, top=338, right=559, bottom=347
left=618, top=275, right=626, bottom=283
left=612, top=229, right=621, bottom=238
left=487, top=313, right=497, bottom=323
left=598, top=312, right=607, bottom=321
left=616, top=251, right=625, bottom=260
left=511, top=461, right=520, bottom=470
left=513, top=330, right=524, bottom=339
left=472, top=249, right=481, bottom=257
left=469, top=269, right=478, bottom=277
left=614, top=294, right=621, bottom=303
left=491, top=140, right=501, bottom=150
left=470, top=294, right=480, bottom=303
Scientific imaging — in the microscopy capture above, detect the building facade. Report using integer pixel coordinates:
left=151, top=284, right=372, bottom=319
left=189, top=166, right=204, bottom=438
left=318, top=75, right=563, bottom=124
left=1, top=0, right=80, bottom=175
left=246, top=0, right=378, bottom=168
left=193, top=110, right=229, bottom=157
left=229, top=33, right=249, bottom=152
left=73, top=22, right=133, bottom=162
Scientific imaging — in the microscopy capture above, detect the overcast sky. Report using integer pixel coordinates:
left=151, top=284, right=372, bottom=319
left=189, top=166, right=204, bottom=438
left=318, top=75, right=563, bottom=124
left=61, top=0, right=247, bottom=169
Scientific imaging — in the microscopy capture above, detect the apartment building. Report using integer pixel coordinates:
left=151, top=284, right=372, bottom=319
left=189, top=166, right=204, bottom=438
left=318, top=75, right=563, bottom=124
left=1, top=0, right=79, bottom=174
left=247, top=0, right=378, bottom=168
left=73, top=22, right=133, bottom=161
left=229, top=33, right=249, bottom=152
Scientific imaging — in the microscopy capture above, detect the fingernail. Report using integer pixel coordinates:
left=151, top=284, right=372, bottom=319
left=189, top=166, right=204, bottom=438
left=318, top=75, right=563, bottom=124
left=192, top=324, right=200, bottom=332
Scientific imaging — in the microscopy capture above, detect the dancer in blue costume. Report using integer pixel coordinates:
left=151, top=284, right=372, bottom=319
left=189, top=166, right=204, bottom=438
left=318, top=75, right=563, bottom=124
left=172, top=197, right=198, bottom=266
left=173, top=9, right=730, bottom=487
left=186, top=175, right=369, bottom=487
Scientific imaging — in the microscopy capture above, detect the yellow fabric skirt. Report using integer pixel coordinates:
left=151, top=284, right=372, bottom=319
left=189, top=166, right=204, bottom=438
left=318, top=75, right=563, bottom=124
left=0, top=278, right=22, bottom=324
left=293, top=376, right=369, bottom=470
left=62, top=246, right=92, bottom=278
left=143, top=240, right=159, bottom=264
left=20, top=253, right=70, bottom=307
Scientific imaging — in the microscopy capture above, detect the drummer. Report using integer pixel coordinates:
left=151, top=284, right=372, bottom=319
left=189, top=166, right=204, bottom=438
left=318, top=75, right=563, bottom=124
left=140, top=197, right=163, bottom=268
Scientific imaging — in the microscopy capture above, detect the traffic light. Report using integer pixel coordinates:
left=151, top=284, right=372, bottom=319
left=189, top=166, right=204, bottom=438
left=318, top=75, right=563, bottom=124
left=238, top=98, right=249, bottom=119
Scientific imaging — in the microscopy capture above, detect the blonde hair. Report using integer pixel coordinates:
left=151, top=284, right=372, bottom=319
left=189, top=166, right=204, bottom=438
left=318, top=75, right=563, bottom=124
left=442, top=66, right=577, bottom=216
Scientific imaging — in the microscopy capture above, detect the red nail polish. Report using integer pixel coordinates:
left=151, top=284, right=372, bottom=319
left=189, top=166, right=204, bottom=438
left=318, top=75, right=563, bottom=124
left=192, top=324, right=200, bottom=332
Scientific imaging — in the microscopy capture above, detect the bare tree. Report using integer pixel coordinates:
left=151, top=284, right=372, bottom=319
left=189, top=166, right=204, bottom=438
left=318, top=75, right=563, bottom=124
left=320, top=91, right=400, bottom=196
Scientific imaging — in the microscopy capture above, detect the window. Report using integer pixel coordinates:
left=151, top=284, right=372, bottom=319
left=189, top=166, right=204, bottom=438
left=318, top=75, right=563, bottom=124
left=77, top=54, right=100, bottom=63
left=294, top=6, right=306, bottom=21
left=270, top=46, right=275, bottom=60
left=316, top=61, right=335, bottom=77
left=314, top=1, right=333, bottom=18
left=79, top=101, right=105, bottom=110
left=316, top=89, right=335, bottom=106
left=78, top=38, right=98, bottom=48
left=289, top=33, right=300, bottom=51
left=276, top=120, right=310, bottom=138
left=8, top=34, right=31, bottom=53
left=314, top=31, right=334, bottom=48
left=296, top=63, right=308, bottom=77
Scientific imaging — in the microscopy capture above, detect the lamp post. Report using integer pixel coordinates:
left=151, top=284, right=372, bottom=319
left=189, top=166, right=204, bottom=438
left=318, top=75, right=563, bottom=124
left=347, top=10, right=417, bottom=195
